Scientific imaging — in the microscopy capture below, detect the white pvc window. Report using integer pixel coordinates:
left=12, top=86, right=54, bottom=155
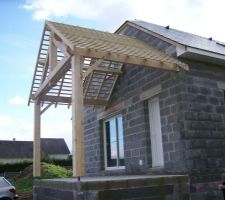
left=104, top=114, right=125, bottom=169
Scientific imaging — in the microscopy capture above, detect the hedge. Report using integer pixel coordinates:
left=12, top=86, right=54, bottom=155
left=0, top=161, right=32, bottom=173
left=0, top=157, right=72, bottom=172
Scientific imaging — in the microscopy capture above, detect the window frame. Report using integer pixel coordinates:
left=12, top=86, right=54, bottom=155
left=148, top=96, right=164, bottom=169
left=103, top=114, right=125, bottom=170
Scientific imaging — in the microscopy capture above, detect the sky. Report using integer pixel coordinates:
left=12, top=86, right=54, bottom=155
left=0, top=0, right=225, bottom=151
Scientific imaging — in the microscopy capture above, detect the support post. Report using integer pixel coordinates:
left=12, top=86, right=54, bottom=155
left=33, top=100, right=41, bottom=177
left=71, top=55, right=85, bottom=177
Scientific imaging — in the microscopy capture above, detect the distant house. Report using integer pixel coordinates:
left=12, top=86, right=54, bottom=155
left=0, top=138, right=70, bottom=163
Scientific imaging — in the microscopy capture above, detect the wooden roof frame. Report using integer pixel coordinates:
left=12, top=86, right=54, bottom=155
left=30, top=21, right=189, bottom=178
left=29, top=21, right=188, bottom=109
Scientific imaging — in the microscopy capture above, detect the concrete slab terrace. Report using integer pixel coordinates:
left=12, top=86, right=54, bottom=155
left=34, top=174, right=190, bottom=200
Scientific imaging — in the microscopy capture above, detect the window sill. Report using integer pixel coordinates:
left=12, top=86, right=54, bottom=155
left=105, top=166, right=125, bottom=171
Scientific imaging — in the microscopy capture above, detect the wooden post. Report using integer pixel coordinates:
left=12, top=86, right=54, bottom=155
left=33, top=100, right=41, bottom=177
left=71, top=55, right=85, bottom=177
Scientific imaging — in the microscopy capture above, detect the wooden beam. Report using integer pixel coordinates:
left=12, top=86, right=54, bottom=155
left=49, top=32, right=57, bottom=71
left=40, top=103, right=53, bottom=115
left=52, top=37, right=70, bottom=57
left=33, top=100, right=41, bottom=177
left=73, top=47, right=187, bottom=71
left=71, top=55, right=85, bottom=177
left=34, top=55, right=71, bottom=99
left=41, top=54, right=49, bottom=83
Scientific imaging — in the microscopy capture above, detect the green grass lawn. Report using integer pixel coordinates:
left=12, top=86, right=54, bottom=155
left=13, top=162, right=72, bottom=194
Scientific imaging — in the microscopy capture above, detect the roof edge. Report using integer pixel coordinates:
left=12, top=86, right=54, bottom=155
left=117, top=20, right=225, bottom=64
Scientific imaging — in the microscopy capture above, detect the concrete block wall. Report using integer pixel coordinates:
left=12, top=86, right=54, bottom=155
left=178, top=62, right=225, bottom=199
left=83, top=63, right=187, bottom=176
left=122, top=26, right=177, bottom=57
left=83, top=105, right=104, bottom=176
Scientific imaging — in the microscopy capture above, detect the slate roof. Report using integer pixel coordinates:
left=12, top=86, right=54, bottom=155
left=130, top=20, right=225, bottom=55
left=0, top=138, right=70, bottom=159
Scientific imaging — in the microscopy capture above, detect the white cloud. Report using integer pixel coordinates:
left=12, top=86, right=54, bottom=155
left=0, top=105, right=72, bottom=150
left=0, top=115, right=33, bottom=141
left=0, top=115, right=13, bottom=126
left=23, top=0, right=130, bottom=21
left=23, top=0, right=132, bottom=30
left=23, top=0, right=225, bottom=41
left=9, top=96, right=26, bottom=105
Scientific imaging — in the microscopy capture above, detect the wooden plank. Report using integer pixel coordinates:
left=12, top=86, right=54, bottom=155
left=71, top=55, right=85, bottom=177
left=33, top=100, right=41, bottom=177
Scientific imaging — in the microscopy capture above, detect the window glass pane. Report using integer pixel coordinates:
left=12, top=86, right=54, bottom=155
left=117, top=115, right=124, bottom=166
left=118, top=140, right=124, bottom=159
left=105, top=119, right=117, bottom=167
left=109, top=118, right=117, bottom=142
left=117, top=115, right=123, bottom=140
left=105, top=115, right=124, bottom=168
left=107, top=142, right=117, bottom=167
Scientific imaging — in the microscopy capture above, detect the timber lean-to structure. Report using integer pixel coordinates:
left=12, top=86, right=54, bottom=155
left=29, top=20, right=188, bottom=177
